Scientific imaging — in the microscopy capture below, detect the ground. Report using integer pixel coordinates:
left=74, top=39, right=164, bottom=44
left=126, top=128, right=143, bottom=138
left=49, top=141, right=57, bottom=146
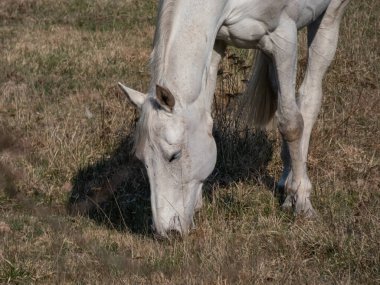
left=0, top=0, right=379, bottom=284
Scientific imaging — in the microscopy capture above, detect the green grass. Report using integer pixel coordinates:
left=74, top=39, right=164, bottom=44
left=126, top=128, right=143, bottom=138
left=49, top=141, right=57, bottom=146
left=0, top=0, right=379, bottom=284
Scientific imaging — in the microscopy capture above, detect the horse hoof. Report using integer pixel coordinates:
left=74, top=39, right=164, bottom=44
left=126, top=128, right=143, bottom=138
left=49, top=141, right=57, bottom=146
left=281, top=195, right=293, bottom=212
left=295, top=198, right=318, bottom=219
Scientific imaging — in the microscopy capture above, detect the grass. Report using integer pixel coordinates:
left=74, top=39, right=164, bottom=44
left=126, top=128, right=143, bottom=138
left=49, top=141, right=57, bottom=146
left=0, top=0, right=379, bottom=284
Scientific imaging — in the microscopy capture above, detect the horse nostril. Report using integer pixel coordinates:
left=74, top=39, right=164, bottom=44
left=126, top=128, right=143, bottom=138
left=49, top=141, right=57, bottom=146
left=167, top=229, right=183, bottom=240
left=153, top=229, right=183, bottom=241
left=153, top=226, right=183, bottom=241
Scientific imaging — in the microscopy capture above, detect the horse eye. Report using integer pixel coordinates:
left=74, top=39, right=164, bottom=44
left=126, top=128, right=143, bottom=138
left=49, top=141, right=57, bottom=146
left=169, top=150, right=182, bottom=162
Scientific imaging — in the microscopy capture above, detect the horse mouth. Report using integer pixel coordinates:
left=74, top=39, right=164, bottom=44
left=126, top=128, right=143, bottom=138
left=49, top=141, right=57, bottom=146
left=152, top=214, right=192, bottom=239
left=153, top=228, right=184, bottom=240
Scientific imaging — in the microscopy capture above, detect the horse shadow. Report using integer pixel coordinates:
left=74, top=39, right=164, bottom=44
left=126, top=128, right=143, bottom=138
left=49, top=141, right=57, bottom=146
left=68, top=124, right=275, bottom=236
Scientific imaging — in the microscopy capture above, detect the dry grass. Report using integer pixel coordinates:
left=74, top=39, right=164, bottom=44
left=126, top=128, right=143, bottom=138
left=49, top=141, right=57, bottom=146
left=0, top=0, right=379, bottom=284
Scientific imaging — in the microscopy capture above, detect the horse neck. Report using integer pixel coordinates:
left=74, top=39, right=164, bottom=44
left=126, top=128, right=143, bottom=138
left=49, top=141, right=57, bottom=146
left=150, top=0, right=227, bottom=110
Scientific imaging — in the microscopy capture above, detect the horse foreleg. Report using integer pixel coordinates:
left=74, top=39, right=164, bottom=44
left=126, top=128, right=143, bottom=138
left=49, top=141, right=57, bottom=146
left=299, top=0, right=351, bottom=164
left=262, top=14, right=316, bottom=216
left=280, top=0, right=350, bottom=216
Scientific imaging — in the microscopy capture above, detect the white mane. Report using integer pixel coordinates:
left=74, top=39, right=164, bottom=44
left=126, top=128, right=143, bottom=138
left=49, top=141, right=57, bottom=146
left=136, top=0, right=179, bottom=153
left=149, top=0, right=179, bottom=89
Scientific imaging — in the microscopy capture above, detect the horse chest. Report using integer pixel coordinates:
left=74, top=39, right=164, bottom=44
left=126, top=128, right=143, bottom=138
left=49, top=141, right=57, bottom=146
left=216, top=0, right=331, bottom=48
left=217, top=1, right=285, bottom=48
left=217, top=19, right=268, bottom=48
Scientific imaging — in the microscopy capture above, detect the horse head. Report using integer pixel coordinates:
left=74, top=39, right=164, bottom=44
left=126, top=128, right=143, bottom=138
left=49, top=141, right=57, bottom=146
left=119, top=82, right=216, bottom=237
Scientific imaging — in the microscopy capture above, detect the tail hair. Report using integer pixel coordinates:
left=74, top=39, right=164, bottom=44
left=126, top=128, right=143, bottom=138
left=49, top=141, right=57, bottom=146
left=240, top=50, right=277, bottom=128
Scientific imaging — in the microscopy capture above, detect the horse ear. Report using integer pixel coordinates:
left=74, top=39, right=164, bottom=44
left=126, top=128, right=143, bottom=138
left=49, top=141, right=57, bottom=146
left=118, top=82, right=146, bottom=109
left=156, top=84, right=175, bottom=112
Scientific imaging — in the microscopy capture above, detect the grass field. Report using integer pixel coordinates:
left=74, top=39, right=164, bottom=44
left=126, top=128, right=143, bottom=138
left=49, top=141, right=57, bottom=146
left=0, top=0, right=379, bottom=284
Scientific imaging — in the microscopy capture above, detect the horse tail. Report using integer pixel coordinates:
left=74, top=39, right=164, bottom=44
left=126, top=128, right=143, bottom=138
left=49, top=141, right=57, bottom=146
left=240, top=50, right=277, bottom=128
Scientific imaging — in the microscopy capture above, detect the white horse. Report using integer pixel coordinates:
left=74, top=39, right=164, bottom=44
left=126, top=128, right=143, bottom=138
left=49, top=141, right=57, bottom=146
left=118, top=0, right=350, bottom=237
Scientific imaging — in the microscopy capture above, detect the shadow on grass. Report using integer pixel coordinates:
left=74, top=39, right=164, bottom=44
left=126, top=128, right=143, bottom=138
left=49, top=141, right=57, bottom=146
left=68, top=123, right=274, bottom=236
left=68, top=134, right=152, bottom=235
left=0, top=126, right=23, bottom=199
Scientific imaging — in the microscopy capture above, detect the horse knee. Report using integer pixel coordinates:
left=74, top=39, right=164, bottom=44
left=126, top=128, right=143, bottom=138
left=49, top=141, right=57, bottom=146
left=278, top=112, right=304, bottom=142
